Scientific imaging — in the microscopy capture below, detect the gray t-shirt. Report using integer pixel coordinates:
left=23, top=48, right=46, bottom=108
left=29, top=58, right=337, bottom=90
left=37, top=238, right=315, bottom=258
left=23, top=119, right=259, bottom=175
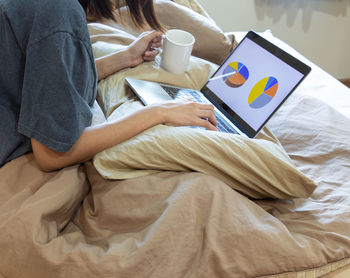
left=0, top=0, right=97, bottom=167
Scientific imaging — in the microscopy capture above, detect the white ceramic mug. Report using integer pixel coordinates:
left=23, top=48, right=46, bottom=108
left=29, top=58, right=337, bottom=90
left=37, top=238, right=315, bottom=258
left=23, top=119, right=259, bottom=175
left=160, top=29, right=195, bottom=74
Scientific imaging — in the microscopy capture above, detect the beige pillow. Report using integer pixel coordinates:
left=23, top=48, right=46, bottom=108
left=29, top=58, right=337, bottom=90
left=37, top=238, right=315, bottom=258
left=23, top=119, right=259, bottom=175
left=89, top=22, right=219, bottom=117
left=155, top=0, right=236, bottom=64
left=96, top=57, right=217, bottom=117
left=99, top=0, right=236, bottom=65
left=172, top=0, right=212, bottom=19
left=93, top=101, right=317, bottom=200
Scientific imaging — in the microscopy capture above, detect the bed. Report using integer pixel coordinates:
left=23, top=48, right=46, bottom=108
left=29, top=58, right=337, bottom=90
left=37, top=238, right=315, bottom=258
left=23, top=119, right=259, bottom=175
left=1, top=1, right=349, bottom=277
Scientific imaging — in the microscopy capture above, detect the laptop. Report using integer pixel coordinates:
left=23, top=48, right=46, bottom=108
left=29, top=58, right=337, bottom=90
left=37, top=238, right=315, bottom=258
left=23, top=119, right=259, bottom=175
left=126, top=30, right=311, bottom=138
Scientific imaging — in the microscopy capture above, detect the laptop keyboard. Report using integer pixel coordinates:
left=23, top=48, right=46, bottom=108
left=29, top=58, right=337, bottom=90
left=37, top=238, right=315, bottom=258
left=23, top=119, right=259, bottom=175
left=161, top=85, right=238, bottom=134
left=215, top=115, right=237, bottom=133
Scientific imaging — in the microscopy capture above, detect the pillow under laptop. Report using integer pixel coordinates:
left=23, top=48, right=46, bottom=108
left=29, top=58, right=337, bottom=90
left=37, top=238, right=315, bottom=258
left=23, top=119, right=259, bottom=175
left=93, top=101, right=317, bottom=200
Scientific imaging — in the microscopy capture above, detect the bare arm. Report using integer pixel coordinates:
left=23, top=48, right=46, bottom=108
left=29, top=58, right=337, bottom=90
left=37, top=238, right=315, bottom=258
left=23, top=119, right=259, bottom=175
left=31, top=101, right=217, bottom=172
left=95, top=31, right=163, bottom=81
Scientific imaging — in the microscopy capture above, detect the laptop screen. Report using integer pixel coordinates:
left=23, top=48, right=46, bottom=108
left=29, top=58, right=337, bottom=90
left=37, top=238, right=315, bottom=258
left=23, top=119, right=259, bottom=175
left=201, top=31, right=310, bottom=137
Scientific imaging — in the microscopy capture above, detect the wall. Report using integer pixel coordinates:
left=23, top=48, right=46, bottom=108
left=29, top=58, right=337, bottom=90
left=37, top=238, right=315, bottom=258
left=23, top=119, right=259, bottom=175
left=196, top=0, right=350, bottom=79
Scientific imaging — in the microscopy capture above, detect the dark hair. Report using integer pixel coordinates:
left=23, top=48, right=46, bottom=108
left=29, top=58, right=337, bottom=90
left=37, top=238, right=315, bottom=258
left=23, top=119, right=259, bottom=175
left=78, top=0, right=164, bottom=31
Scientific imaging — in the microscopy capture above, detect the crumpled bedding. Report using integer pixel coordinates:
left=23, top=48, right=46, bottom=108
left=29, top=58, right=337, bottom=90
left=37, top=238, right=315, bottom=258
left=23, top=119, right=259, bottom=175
left=1, top=18, right=350, bottom=278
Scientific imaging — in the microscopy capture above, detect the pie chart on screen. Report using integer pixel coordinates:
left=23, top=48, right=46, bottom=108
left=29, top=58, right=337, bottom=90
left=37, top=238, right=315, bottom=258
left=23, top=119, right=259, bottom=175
left=248, top=77, right=278, bottom=109
left=223, top=62, right=249, bottom=88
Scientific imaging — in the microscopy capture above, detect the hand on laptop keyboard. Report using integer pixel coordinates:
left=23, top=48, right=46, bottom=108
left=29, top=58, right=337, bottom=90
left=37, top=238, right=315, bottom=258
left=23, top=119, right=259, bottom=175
left=161, top=86, right=237, bottom=134
left=154, top=100, right=218, bottom=131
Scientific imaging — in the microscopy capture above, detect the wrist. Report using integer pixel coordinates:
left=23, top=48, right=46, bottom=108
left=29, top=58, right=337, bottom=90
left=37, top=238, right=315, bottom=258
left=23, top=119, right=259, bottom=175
left=124, top=47, right=134, bottom=68
left=147, top=105, right=168, bottom=125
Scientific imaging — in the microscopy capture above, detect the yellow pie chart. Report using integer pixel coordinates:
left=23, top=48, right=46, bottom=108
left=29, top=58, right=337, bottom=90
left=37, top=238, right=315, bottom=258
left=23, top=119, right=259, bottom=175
left=248, top=77, right=278, bottom=109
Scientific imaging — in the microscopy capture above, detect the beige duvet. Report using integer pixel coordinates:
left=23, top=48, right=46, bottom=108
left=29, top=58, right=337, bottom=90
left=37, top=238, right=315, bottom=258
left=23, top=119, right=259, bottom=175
left=1, top=80, right=350, bottom=277
left=1, top=2, right=350, bottom=277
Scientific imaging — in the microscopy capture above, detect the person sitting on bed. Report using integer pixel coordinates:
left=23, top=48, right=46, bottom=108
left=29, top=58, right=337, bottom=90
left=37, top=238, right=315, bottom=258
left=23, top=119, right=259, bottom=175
left=0, top=0, right=217, bottom=171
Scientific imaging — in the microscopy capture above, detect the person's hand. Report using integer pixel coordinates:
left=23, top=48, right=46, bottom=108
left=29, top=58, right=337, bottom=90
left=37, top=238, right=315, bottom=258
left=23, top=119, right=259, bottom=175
left=154, top=100, right=218, bottom=131
left=126, top=31, right=163, bottom=68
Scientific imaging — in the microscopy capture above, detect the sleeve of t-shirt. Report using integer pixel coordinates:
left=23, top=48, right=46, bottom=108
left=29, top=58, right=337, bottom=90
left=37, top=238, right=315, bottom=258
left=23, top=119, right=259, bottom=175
left=18, top=31, right=97, bottom=152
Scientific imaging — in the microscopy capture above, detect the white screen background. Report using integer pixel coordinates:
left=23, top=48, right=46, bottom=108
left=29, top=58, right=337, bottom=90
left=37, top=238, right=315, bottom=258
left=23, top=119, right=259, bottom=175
left=206, top=38, right=304, bottom=131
